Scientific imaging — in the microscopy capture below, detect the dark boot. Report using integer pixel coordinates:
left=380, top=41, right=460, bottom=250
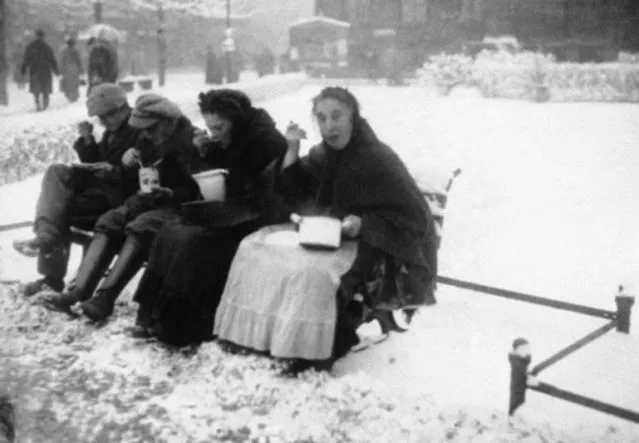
left=42, top=93, right=50, bottom=110
left=35, top=240, right=70, bottom=293
left=82, top=236, right=145, bottom=322
left=20, top=276, right=65, bottom=298
left=43, top=233, right=117, bottom=314
left=20, top=240, right=68, bottom=297
left=13, top=237, right=45, bottom=258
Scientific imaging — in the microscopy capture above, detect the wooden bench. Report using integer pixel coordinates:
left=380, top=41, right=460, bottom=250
left=118, top=80, right=135, bottom=93
left=138, top=77, right=153, bottom=90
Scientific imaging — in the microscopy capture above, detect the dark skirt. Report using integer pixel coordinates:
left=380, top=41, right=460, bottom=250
left=133, top=218, right=259, bottom=346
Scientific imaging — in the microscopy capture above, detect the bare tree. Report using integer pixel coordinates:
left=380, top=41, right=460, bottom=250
left=0, top=0, right=7, bottom=106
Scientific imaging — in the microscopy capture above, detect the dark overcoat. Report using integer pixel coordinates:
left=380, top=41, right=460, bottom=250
left=21, top=38, right=59, bottom=95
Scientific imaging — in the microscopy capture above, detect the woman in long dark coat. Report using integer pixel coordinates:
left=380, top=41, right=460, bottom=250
left=87, top=38, right=119, bottom=94
left=20, top=29, right=59, bottom=111
left=130, top=89, right=288, bottom=346
left=59, top=37, right=83, bottom=102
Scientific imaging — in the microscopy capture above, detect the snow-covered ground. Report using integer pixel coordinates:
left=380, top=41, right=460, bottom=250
left=1, top=76, right=639, bottom=440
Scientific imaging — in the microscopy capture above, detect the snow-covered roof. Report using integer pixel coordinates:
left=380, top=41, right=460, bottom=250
left=288, top=16, right=351, bottom=29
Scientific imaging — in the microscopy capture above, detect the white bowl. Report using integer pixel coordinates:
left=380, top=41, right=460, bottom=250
left=293, top=215, right=342, bottom=249
left=192, top=169, right=228, bottom=201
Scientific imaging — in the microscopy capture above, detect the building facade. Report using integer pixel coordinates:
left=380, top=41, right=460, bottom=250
left=315, top=0, right=638, bottom=69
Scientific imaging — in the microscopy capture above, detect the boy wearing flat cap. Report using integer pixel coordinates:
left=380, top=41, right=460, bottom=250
left=44, top=93, right=203, bottom=321
left=14, top=83, right=144, bottom=296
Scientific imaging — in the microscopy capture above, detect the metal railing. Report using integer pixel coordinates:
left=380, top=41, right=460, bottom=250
left=437, top=275, right=638, bottom=424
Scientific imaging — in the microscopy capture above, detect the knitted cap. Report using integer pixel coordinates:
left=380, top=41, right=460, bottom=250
left=86, top=83, right=127, bottom=117
left=129, top=93, right=182, bottom=129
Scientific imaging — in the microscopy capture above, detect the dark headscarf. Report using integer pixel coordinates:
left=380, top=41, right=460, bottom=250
left=195, top=95, right=288, bottom=198
left=197, top=89, right=253, bottom=141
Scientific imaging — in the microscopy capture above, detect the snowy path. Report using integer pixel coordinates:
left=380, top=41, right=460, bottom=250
left=1, top=82, right=639, bottom=439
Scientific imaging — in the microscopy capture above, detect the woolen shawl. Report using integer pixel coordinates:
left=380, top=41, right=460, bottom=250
left=280, top=118, right=438, bottom=274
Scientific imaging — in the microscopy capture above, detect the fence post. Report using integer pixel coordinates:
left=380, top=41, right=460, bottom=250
left=615, top=285, right=635, bottom=334
left=509, top=337, right=531, bottom=415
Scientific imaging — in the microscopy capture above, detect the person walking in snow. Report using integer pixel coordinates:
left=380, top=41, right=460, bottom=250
left=20, top=29, right=59, bottom=111
left=12, top=34, right=29, bottom=90
left=59, top=36, right=83, bottom=103
left=87, top=37, right=119, bottom=95
left=364, top=47, right=379, bottom=84
left=205, top=45, right=222, bottom=84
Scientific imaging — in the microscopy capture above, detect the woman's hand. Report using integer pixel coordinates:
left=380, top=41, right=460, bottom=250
left=341, top=214, right=362, bottom=238
left=78, top=121, right=93, bottom=141
left=285, top=121, right=307, bottom=146
left=193, top=129, right=211, bottom=149
left=193, top=128, right=211, bottom=155
left=283, top=121, right=307, bottom=168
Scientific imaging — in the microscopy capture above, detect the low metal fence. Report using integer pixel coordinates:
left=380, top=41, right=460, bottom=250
left=437, top=275, right=638, bottom=424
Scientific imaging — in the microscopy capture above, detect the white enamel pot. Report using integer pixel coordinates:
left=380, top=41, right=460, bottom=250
left=192, top=169, right=229, bottom=202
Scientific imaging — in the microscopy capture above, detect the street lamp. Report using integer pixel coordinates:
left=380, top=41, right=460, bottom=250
left=222, top=0, right=235, bottom=83
left=157, top=4, right=167, bottom=86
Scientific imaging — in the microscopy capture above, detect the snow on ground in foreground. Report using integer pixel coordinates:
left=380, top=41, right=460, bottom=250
left=1, top=80, right=639, bottom=439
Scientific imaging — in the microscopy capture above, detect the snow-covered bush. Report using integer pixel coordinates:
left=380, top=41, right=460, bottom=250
left=548, top=63, right=639, bottom=102
left=0, top=127, right=78, bottom=186
left=618, top=52, right=639, bottom=64
left=418, top=49, right=639, bottom=102
left=473, top=50, right=555, bottom=101
left=418, top=54, right=474, bottom=94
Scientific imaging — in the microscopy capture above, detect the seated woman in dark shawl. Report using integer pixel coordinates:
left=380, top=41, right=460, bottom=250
left=213, top=86, right=439, bottom=373
left=129, top=89, right=288, bottom=346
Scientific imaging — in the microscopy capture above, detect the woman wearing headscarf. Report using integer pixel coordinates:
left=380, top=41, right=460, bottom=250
left=129, top=89, right=288, bottom=346
left=214, top=86, right=439, bottom=373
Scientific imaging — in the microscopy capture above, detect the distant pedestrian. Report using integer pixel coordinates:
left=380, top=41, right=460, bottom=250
left=87, top=37, right=119, bottom=95
left=385, top=45, right=404, bottom=86
left=0, top=394, right=15, bottom=443
left=130, top=50, right=146, bottom=76
left=59, top=36, right=83, bottom=103
left=12, top=34, right=29, bottom=89
left=20, top=29, right=59, bottom=112
left=364, top=47, right=379, bottom=83
left=256, top=47, right=276, bottom=77
left=205, top=45, right=222, bottom=84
